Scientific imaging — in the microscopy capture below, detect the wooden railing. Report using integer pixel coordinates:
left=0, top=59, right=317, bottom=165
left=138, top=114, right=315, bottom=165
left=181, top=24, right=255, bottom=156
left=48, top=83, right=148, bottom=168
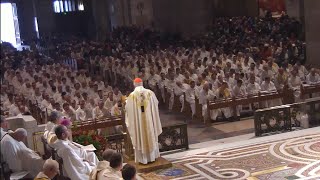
left=300, top=84, right=320, bottom=99
left=254, top=97, right=320, bottom=136
left=69, top=115, right=189, bottom=160
left=159, top=123, right=189, bottom=152
left=207, top=86, right=294, bottom=121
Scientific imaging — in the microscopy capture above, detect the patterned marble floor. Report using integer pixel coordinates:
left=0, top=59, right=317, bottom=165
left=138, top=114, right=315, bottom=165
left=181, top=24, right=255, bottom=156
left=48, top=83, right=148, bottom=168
left=141, top=127, right=320, bottom=180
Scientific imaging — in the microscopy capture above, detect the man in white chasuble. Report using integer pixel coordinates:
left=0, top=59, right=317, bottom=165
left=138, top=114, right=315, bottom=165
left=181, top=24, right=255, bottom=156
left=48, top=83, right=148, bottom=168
left=125, top=78, right=162, bottom=164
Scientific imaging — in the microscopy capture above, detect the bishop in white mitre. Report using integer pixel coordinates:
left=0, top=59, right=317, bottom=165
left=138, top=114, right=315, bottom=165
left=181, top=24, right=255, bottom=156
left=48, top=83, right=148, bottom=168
left=125, top=78, right=162, bottom=164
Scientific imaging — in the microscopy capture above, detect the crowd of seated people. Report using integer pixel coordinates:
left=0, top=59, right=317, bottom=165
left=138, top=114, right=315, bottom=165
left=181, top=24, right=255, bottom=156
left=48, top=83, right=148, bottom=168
left=1, top=13, right=320, bottom=179
left=1, top=15, right=320, bottom=123
left=1, top=116, right=137, bottom=180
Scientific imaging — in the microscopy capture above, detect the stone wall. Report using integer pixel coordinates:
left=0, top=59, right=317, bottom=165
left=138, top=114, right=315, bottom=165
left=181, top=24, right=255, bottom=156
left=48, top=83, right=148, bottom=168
left=35, top=0, right=55, bottom=37
left=130, top=0, right=153, bottom=27
left=286, top=0, right=301, bottom=20
left=91, top=0, right=110, bottom=40
left=152, top=0, right=258, bottom=36
left=304, top=0, right=320, bottom=67
left=152, top=0, right=213, bottom=36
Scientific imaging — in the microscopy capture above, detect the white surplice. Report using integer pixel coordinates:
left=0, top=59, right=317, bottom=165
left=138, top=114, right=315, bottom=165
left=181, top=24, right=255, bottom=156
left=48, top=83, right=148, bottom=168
left=125, top=86, right=162, bottom=164
left=52, top=139, right=98, bottom=180
left=0, top=134, right=44, bottom=177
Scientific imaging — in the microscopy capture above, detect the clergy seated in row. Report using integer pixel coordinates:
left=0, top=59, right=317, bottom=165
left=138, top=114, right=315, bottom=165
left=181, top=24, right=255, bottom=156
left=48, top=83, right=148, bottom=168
left=260, top=77, right=282, bottom=107
left=93, top=100, right=122, bottom=136
left=199, top=82, right=232, bottom=122
left=232, top=79, right=249, bottom=117
left=34, top=159, right=60, bottom=180
left=288, top=70, right=302, bottom=102
left=306, top=68, right=320, bottom=85
left=89, top=150, right=123, bottom=180
left=246, top=75, right=261, bottom=109
left=212, top=82, right=232, bottom=120
left=52, top=125, right=99, bottom=180
left=185, top=81, right=197, bottom=119
left=199, top=82, right=215, bottom=122
left=0, top=128, right=44, bottom=177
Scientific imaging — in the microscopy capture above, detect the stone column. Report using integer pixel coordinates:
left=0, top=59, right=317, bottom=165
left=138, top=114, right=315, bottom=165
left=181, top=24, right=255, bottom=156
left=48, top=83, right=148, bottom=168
left=152, top=0, right=213, bottom=36
left=35, top=0, right=55, bottom=37
left=286, top=0, right=301, bottom=20
left=304, top=0, right=320, bottom=67
left=130, top=0, right=154, bottom=28
left=91, top=0, right=111, bottom=41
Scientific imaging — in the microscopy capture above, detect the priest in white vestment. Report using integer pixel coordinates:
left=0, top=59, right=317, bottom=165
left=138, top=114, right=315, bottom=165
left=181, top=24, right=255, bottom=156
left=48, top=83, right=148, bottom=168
left=52, top=125, right=98, bottom=180
left=0, top=128, right=44, bottom=177
left=125, top=78, right=162, bottom=164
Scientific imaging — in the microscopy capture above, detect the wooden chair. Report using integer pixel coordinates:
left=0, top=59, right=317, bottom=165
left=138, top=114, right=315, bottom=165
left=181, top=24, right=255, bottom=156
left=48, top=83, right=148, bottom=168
left=41, top=136, right=52, bottom=160
left=0, top=154, right=11, bottom=180
left=51, top=148, right=70, bottom=180
left=40, top=135, right=70, bottom=180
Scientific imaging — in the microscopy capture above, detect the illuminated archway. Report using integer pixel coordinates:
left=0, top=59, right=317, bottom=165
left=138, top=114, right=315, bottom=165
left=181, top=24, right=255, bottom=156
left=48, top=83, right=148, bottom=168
left=1, top=3, right=21, bottom=47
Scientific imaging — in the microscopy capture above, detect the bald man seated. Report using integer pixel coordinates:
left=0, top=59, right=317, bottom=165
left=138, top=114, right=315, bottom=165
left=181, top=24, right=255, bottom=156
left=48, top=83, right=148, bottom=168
left=52, top=125, right=98, bottom=180
left=0, top=128, right=44, bottom=177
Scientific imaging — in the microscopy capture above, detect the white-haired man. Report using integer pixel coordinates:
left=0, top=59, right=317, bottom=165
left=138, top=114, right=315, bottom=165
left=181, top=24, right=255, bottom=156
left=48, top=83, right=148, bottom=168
left=34, top=159, right=60, bottom=180
left=0, top=128, right=44, bottom=177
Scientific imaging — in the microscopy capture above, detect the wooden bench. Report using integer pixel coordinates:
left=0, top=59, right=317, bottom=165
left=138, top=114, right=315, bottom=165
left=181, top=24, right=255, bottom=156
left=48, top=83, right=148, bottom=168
left=300, top=84, right=320, bottom=99
left=254, top=97, right=320, bottom=136
left=202, top=86, right=295, bottom=124
left=72, top=116, right=124, bottom=131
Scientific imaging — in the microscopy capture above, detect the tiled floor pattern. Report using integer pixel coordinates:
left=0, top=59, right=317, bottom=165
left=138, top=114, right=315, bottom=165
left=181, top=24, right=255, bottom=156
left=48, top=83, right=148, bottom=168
left=141, top=128, right=320, bottom=180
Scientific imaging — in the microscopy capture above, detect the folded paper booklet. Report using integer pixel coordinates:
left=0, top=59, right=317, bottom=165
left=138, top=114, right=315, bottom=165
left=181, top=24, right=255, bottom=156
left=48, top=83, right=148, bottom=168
left=81, top=144, right=97, bottom=151
left=72, top=142, right=96, bottom=151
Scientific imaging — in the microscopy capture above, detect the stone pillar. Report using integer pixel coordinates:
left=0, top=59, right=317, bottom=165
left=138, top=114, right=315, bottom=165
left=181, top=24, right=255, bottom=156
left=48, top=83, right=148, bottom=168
left=35, top=0, right=55, bottom=37
left=153, top=0, right=213, bottom=36
left=109, top=0, right=130, bottom=28
left=130, top=0, right=154, bottom=28
left=16, top=0, right=38, bottom=41
left=286, top=0, right=301, bottom=20
left=304, top=0, right=320, bottom=67
left=91, top=0, right=111, bottom=41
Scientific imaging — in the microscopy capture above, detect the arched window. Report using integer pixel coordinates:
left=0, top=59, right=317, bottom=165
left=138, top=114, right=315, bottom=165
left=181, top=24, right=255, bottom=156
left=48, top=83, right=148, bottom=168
left=78, top=0, right=84, bottom=11
left=53, top=0, right=60, bottom=13
left=52, top=0, right=84, bottom=13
